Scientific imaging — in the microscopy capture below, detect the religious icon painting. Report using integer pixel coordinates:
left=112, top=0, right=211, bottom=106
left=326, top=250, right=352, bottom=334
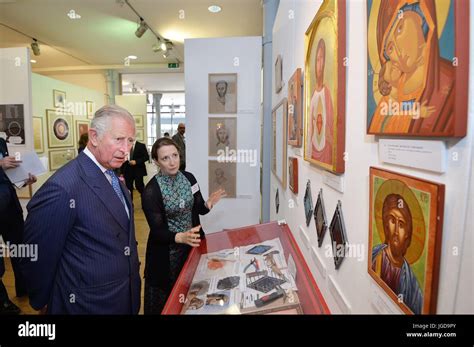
left=329, top=200, right=347, bottom=270
left=304, top=0, right=346, bottom=174
left=367, top=0, right=469, bottom=137
left=303, top=180, right=313, bottom=227
left=288, top=157, right=298, bottom=194
left=368, top=167, right=445, bottom=314
left=288, top=68, right=303, bottom=147
left=314, top=188, right=328, bottom=248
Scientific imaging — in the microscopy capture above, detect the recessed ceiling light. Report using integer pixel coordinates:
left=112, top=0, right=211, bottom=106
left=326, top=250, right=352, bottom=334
left=30, top=59, right=37, bottom=63
left=127, top=55, right=138, bottom=60
left=208, top=5, right=221, bottom=13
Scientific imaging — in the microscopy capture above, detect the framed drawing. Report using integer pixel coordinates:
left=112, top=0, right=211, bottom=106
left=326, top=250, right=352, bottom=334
left=275, top=188, right=280, bottom=214
left=288, top=157, right=298, bottom=194
left=304, top=0, right=346, bottom=174
left=272, top=98, right=287, bottom=189
left=135, top=128, right=145, bottom=142
left=368, top=167, right=445, bottom=314
left=329, top=200, right=347, bottom=270
left=46, top=109, right=74, bottom=148
left=133, top=115, right=144, bottom=128
left=209, top=160, right=236, bottom=198
left=53, top=90, right=66, bottom=108
left=209, top=73, right=237, bottom=114
left=86, top=101, right=94, bottom=119
left=0, top=104, right=25, bottom=145
left=275, top=54, right=283, bottom=93
left=314, top=188, right=328, bottom=247
left=49, top=148, right=76, bottom=171
left=367, top=0, right=469, bottom=137
left=208, top=117, right=237, bottom=156
left=287, top=68, right=303, bottom=147
left=33, top=117, right=44, bottom=153
left=76, top=120, right=89, bottom=141
left=303, top=180, right=313, bottom=227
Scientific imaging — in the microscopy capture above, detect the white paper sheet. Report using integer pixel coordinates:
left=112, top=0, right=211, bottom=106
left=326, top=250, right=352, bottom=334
left=4, top=150, right=46, bottom=185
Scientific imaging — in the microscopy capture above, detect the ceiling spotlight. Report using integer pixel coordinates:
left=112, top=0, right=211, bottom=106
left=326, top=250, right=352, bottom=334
left=31, top=39, right=40, bottom=56
left=208, top=5, right=222, bottom=13
left=135, top=19, right=148, bottom=38
left=30, top=59, right=37, bottom=63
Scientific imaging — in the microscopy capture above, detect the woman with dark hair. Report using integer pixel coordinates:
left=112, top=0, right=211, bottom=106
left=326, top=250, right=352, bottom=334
left=142, top=137, right=226, bottom=314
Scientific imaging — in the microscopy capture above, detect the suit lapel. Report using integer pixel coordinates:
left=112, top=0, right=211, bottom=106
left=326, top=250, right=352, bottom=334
left=77, top=153, right=130, bottom=232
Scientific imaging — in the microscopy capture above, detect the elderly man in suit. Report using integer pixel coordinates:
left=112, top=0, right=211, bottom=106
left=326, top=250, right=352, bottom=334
left=21, top=105, right=141, bottom=314
left=120, top=140, right=149, bottom=201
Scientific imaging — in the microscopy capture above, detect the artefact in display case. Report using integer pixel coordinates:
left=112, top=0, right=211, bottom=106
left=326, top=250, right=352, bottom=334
left=162, top=221, right=330, bottom=315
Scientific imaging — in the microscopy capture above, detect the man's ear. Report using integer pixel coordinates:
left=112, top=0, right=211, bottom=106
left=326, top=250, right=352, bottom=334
left=88, top=128, right=100, bottom=147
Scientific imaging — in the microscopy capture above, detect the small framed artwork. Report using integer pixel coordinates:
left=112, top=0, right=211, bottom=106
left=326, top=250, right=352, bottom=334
left=32, top=117, right=44, bottom=153
left=53, top=90, right=66, bottom=108
left=274, top=54, right=283, bottom=93
left=366, top=0, right=469, bottom=137
left=272, top=98, right=288, bottom=189
left=133, top=115, right=144, bottom=128
left=49, top=148, right=76, bottom=171
left=329, top=200, right=347, bottom=270
left=46, top=109, right=74, bottom=148
left=275, top=188, right=280, bottom=214
left=208, top=117, right=237, bottom=156
left=209, top=160, right=236, bottom=198
left=288, top=157, right=298, bottom=194
left=287, top=68, right=302, bottom=147
left=314, top=188, right=328, bottom=247
left=209, top=73, right=238, bottom=114
left=136, top=128, right=145, bottom=142
left=0, top=104, right=25, bottom=145
left=304, top=0, right=346, bottom=173
left=368, top=167, right=445, bottom=314
left=76, top=120, right=89, bottom=140
left=86, top=101, right=94, bottom=119
left=303, top=180, right=313, bottom=227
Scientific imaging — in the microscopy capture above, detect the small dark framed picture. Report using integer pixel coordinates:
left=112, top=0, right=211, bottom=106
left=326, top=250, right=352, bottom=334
left=303, top=180, right=313, bottom=227
left=275, top=188, right=280, bottom=214
left=314, top=188, right=328, bottom=248
left=329, top=200, right=347, bottom=270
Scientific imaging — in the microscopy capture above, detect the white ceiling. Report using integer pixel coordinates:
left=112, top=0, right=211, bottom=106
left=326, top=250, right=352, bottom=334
left=0, top=0, right=263, bottom=69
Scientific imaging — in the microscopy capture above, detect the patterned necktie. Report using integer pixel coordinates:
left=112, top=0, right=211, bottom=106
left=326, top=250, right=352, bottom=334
left=106, top=169, right=128, bottom=215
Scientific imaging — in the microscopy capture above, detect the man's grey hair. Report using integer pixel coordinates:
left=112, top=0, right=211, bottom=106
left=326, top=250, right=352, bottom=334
left=91, top=104, right=135, bottom=137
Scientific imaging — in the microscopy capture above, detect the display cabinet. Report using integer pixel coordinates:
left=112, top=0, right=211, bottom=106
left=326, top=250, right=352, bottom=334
left=162, top=221, right=330, bottom=314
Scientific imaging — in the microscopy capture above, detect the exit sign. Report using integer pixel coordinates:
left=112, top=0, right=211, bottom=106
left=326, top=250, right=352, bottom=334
left=168, top=63, right=179, bottom=69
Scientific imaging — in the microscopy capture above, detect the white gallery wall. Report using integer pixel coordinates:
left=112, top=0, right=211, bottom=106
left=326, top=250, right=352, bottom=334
left=270, top=0, right=473, bottom=314
left=185, top=37, right=262, bottom=233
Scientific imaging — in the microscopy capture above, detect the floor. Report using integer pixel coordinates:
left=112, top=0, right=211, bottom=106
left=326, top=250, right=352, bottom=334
left=3, top=191, right=149, bottom=315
